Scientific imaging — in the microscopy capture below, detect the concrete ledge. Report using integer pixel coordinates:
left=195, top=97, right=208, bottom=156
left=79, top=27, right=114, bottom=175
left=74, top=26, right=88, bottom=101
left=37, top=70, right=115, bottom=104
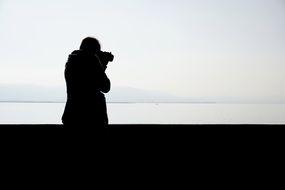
left=0, top=124, right=283, bottom=147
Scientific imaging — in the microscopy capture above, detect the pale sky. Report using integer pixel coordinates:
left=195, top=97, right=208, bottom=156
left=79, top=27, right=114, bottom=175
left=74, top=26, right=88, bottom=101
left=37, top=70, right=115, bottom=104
left=0, top=0, right=284, bottom=99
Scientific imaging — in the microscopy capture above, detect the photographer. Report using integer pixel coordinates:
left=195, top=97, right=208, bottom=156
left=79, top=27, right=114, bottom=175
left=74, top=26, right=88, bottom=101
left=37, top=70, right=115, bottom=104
left=62, top=37, right=113, bottom=127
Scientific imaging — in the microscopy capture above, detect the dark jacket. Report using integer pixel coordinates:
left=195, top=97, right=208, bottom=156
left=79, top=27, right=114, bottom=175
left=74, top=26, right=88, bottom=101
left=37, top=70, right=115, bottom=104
left=62, top=50, right=111, bottom=126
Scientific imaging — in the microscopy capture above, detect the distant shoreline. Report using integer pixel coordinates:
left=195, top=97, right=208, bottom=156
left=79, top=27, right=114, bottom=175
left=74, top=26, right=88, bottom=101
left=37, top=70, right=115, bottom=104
left=0, top=101, right=217, bottom=104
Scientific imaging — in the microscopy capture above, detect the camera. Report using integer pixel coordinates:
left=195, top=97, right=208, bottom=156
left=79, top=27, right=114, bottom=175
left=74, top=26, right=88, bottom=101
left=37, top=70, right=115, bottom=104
left=98, top=51, right=114, bottom=64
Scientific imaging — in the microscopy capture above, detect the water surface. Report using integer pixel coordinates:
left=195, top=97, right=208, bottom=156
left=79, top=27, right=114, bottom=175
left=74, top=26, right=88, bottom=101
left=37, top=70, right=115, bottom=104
left=0, top=103, right=284, bottom=124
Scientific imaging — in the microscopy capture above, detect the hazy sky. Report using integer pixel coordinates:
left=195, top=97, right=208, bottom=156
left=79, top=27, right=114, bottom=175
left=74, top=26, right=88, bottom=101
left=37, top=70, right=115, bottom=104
left=0, top=0, right=284, bottom=99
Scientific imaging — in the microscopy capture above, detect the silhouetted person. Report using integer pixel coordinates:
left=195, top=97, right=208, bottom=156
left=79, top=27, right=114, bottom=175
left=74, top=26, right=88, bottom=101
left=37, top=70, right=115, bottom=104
left=62, top=37, right=113, bottom=128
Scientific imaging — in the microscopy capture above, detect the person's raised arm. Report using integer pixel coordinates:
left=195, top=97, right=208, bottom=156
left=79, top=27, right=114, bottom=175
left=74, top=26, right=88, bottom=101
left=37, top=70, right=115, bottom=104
left=94, top=55, right=111, bottom=93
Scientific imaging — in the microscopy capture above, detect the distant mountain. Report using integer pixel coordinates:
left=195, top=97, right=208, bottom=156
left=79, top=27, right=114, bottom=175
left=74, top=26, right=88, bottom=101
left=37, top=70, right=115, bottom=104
left=0, top=84, right=284, bottom=103
left=105, top=87, right=191, bottom=103
left=0, top=84, right=66, bottom=102
left=0, top=84, right=192, bottom=103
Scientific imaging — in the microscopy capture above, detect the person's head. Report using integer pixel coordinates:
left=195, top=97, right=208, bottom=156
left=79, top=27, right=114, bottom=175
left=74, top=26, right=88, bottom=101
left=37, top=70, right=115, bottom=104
left=80, top=37, right=101, bottom=53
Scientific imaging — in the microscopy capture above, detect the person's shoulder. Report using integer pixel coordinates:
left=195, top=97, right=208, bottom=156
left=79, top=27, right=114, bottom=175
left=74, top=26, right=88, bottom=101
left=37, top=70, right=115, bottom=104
left=70, top=50, right=85, bottom=57
left=67, top=50, right=92, bottom=62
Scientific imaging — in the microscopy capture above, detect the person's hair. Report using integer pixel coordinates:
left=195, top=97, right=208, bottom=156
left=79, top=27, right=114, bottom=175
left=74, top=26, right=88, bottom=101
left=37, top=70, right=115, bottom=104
left=80, top=37, right=101, bottom=52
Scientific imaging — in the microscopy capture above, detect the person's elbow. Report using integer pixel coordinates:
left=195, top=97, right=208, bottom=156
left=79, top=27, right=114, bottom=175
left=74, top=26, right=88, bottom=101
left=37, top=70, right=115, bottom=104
left=101, top=86, right=110, bottom=93
left=100, top=80, right=111, bottom=93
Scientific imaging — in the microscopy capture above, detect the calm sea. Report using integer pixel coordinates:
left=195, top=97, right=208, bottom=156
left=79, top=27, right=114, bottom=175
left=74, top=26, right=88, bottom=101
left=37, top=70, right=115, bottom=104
left=0, top=103, right=284, bottom=124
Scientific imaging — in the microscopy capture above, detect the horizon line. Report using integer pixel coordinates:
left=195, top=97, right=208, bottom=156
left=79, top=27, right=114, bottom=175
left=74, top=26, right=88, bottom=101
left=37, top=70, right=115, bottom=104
left=1, top=101, right=285, bottom=104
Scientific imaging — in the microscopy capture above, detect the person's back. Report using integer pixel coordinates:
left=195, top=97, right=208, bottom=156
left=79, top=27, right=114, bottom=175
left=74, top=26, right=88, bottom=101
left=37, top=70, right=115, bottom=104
left=62, top=37, right=112, bottom=128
